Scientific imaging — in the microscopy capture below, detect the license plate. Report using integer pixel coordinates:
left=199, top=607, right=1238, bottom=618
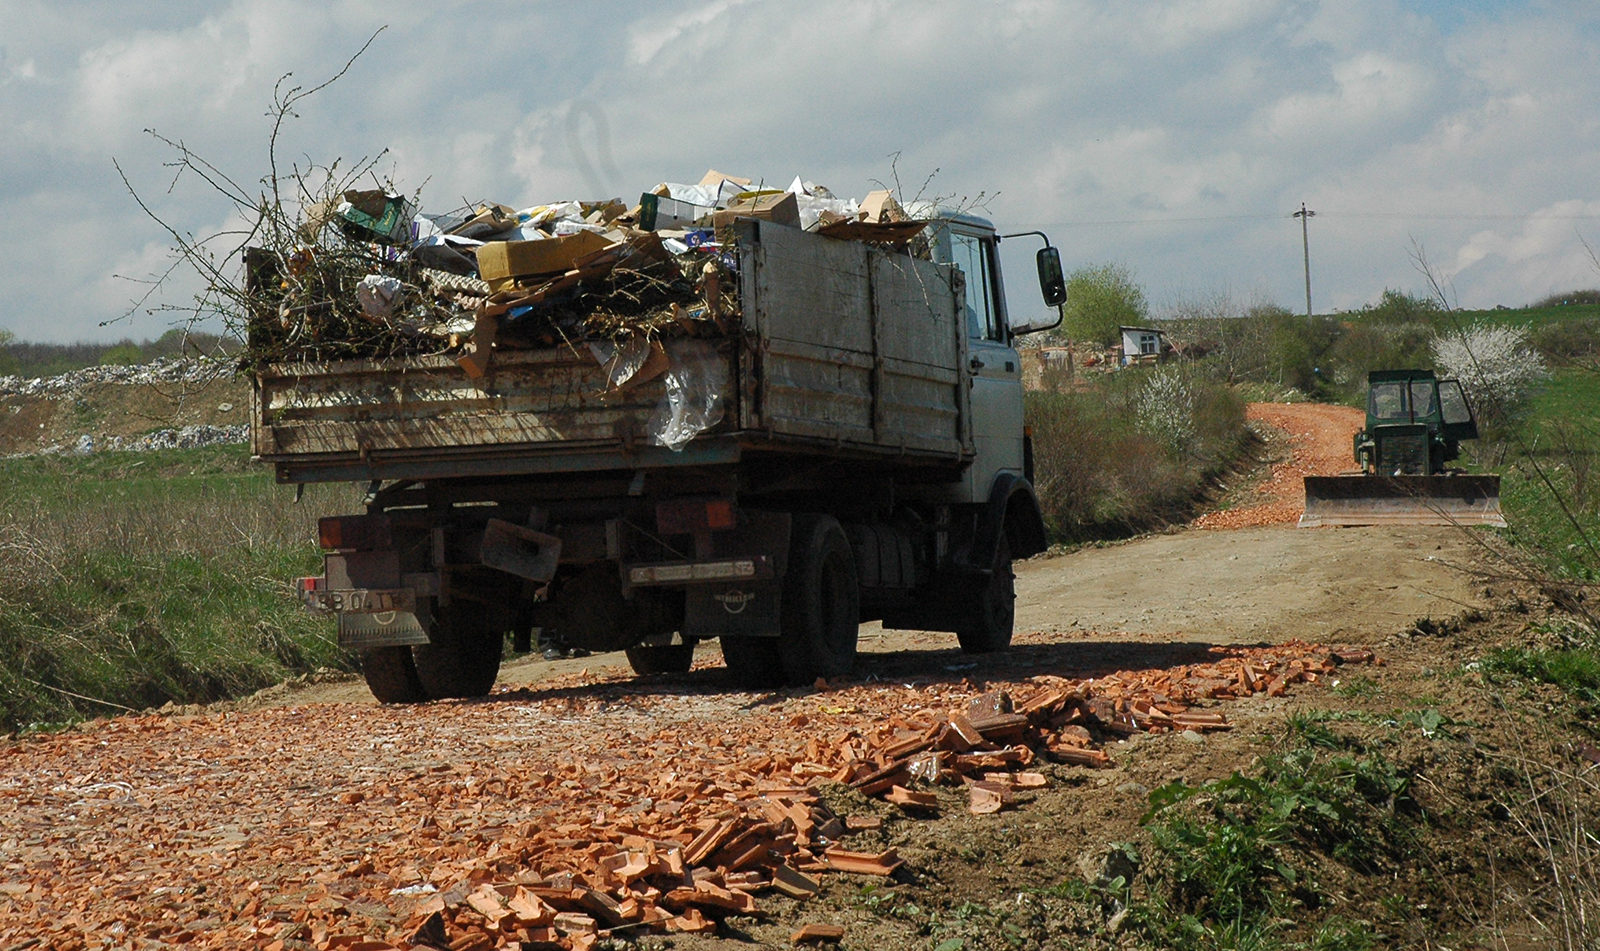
left=304, top=587, right=416, bottom=614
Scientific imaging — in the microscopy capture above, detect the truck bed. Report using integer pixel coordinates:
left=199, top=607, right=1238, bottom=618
left=252, top=220, right=973, bottom=484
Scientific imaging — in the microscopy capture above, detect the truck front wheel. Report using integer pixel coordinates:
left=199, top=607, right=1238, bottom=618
left=956, top=535, right=1015, bottom=653
left=412, top=601, right=502, bottom=699
left=360, top=647, right=427, bottom=703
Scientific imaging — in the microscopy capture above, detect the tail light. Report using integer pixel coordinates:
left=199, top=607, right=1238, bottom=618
left=656, top=498, right=737, bottom=534
left=317, top=515, right=393, bottom=551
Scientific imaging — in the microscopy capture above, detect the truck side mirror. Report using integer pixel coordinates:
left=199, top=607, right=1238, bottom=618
left=1037, top=247, right=1067, bottom=307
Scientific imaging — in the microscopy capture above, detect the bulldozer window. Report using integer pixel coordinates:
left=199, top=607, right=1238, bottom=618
left=1371, top=382, right=1407, bottom=420
left=1409, top=381, right=1436, bottom=417
left=1440, top=381, right=1472, bottom=425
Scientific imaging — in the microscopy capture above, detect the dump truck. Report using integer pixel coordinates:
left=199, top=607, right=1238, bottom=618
left=253, top=212, right=1068, bottom=701
left=1299, top=369, right=1505, bottom=528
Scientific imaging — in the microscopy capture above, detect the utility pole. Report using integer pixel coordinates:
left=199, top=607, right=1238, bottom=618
left=1293, top=202, right=1316, bottom=318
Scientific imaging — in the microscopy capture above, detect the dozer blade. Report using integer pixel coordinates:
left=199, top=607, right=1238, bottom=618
left=1299, top=474, right=1505, bottom=528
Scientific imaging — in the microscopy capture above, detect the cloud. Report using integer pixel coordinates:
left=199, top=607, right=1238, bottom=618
left=0, top=0, right=1598, bottom=341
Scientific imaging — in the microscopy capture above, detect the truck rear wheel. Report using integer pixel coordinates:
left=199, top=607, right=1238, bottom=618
left=412, top=601, right=503, bottom=699
left=360, top=647, right=427, bottom=704
left=956, top=535, right=1015, bottom=653
left=777, top=515, right=860, bottom=684
left=626, top=641, right=697, bottom=676
left=720, top=636, right=786, bottom=688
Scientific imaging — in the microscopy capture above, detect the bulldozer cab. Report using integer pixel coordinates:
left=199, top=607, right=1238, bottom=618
left=1366, top=370, right=1476, bottom=441
left=1359, top=370, right=1479, bottom=476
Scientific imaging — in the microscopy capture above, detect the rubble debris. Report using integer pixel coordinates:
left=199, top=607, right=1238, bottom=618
left=0, top=356, right=228, bottom=400
left=792, top=922, right=847, bottom=944
left=0, top=640, right=1372, bottom=950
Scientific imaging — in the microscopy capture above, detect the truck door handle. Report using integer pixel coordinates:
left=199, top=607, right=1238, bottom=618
left=969, top=356, right=985, bottom=371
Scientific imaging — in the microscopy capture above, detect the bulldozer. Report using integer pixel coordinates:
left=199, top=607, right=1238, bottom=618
left=1299, top=369, right=1506, bottom=528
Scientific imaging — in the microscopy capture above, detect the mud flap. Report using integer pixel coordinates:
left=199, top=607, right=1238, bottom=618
left=338, top=610, right=430, bottom=649
left=684, top=581, right=782, bottom=638
left=1299, top=474, right=1505, bottom=528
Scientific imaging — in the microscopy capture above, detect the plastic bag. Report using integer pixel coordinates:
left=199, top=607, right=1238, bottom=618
left=356, top=274, right=404, bottom=319
left=588, top=338, right=653, bottom=391
left=648, top=339, right=728, bottom=451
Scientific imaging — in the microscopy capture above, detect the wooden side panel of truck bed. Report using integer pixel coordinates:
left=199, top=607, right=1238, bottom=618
left=252, top=221, right=969, bottom=483
left=740, top=219, right=969, bottom=458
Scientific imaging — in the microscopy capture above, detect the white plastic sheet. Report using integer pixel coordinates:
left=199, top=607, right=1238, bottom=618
left=648, top=339, right=728, bottom=451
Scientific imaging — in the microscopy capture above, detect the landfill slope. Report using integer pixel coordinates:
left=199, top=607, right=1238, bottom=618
left=0, top=358, right=248, bottom=456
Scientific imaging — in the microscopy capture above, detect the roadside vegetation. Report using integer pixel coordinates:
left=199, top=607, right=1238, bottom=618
left=0, top=446, right=355, bottom=732
left=1026, top=367, right=1247, bottom=541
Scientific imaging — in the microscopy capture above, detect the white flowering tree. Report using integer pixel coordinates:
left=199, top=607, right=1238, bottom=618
left=1430, top=322, right=1548, bottom=427
left=1135, top=366, right=1196, bottom=454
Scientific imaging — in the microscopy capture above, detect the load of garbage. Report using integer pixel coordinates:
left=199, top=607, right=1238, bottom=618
left=242, top=169, right=928, bottom=375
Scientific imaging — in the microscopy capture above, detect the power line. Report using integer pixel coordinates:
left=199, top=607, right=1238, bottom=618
left=1018, top=210, right=1600, bottom=228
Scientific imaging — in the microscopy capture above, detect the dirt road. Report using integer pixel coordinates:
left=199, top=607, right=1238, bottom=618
left=0, top=403, right=1494, bottom=950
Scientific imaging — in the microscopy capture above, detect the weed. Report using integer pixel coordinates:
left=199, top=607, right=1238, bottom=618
left=1484, top=645, right=1600, bottom=707
left=1329, top=676, right=1381, bottom=699
left=1128, top=723, right=1412, bottom=950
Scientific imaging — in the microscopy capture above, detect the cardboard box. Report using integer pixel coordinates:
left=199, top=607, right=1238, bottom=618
left=712, top=191, right=800, bottom=233
left=475, top=230, right=613, bottom=282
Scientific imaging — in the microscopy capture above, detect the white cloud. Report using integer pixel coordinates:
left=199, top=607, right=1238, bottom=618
left=0, top=0, right=1597, bottom=341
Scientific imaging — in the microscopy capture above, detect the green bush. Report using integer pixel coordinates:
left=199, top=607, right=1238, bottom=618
left=1532, top=317, right=1600, bottom=363
left=1027, top=367, right=1246, bottom=540
left=98, top=342, right=145, bottom=366
left=1531, top=289, right=1600, bottom=308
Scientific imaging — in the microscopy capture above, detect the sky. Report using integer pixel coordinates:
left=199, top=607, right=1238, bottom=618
left=1, top=0, right=1597, bottom=342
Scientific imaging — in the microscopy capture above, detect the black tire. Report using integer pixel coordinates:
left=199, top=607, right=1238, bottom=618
left=626, top=641, right=696, bottom=676
left=359, top=646, right=427, bottom=704
left=956, top=534, right=1015, bottom=653
left=776, top=515, right=860, bottom=684
left=412, top=601, right=503, bottom=699
left=721, top=636, right=786, bottom=688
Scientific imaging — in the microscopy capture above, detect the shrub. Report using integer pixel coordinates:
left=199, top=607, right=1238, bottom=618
left=1359, top=289, right=1444, bottom=325
left=1531, top=289, right=1600, bottom=308
left=1027, top=368, right=1245, bottom=540
left=1532, top=317, right=1600, bottom=363
left=98, top=342, right=145, bottom=366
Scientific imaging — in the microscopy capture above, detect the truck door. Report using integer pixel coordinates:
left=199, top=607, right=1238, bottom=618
left=950, top=229, right=1026, bottom=499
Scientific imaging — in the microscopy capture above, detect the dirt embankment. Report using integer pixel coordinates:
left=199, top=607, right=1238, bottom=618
left=0, top=402, right=1519, bottom=951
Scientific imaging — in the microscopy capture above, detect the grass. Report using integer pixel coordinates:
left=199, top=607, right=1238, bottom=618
left=0, top=444, right=358, bottom=732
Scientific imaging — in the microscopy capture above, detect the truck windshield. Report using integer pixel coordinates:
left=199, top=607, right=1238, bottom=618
left=1409, top=381, right=1436, bottom=418
left=1371, top=383, right=1407, bottom=420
